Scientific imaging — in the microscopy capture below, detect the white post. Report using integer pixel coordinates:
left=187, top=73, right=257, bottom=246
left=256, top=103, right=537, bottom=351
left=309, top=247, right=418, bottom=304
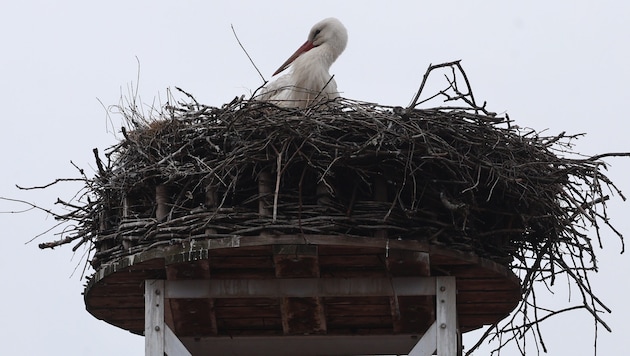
left=145, top=280, right=165, bottom=356
left=145, top=280, right=191, bottom=356
left=436, top=276, right=458, bottom=356
left=408, top=276, right=458, bottom=356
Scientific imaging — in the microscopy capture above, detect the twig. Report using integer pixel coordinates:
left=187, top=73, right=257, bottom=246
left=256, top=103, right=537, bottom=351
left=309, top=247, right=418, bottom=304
left=231, top=24, right=265, bottom=82
left=408, top=60, right=462, bottom=109
left=93, top=148, right=106, bottom=176
left=16, top=178, right=85, bottom=190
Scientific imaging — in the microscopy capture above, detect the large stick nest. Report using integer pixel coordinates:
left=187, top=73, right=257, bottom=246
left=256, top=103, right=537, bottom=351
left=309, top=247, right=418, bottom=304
left=78, top=96, right=622, bottom=268
left=31, top=62, right=627, bottom=354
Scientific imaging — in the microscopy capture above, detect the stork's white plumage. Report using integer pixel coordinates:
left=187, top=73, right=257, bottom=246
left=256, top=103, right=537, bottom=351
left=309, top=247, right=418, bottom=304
left=258, top=17, right=348, bottom=108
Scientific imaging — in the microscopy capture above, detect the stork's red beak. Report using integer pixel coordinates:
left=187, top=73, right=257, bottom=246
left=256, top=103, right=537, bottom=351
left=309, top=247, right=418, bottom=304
left=272, top=40, right=315, bottom=76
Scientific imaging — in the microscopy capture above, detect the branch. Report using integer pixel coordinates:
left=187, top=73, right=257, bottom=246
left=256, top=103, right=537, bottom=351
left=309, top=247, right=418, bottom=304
left=408, top=60, right=462, bottom=109
left=231, top=24, right=266, bottom=82
left=16, top=178, right=85, bottom=190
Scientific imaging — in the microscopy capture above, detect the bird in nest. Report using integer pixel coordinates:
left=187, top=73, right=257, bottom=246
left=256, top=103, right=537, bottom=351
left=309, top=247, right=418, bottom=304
left=257, top=17, right=348, bottom=108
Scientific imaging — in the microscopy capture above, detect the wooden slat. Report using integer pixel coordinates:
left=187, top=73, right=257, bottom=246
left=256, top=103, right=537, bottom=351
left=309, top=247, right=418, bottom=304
left=325, top=303, right=391, bottom=316
left=281, top=297, right=326, bottom=335
left=105, top=319, right=144, bottom=332
left=208, top=245, right=272, bottom=257
left=318, top=245, right=395, bottom=256
left=88, top=307, right=145, bottom=321
left=210, top=255, right=275, bottom=269
left=215, top=305, right=280, bottom=319
left=86, top=295, right=145, bottom=308
left=167, top=299, right=217, bottom=336
left=457, top=278, right=520, bottom=291
left=318, top=254, right=385, bottom=267
left=393, top=296, right=434, bottom=333
left=457, top=290, right=520, bottom=303
left=206, top=268, right=277, bottom=279
left=216, top=317, right=284, bottom=331
left=325, top=315, right=393, bottom=328
left=386, top=250, right=430, bottom=276
left=166, top=259, right=211, bottom=279
left=323, top=296, right=390, bottom=305
left=165, top=277, right=437, bottom=299
left=319, top=267, right=387, bottom=278
left=273, top=244, right=320, bottom=278
left=214, top=297, right=279, bottom=307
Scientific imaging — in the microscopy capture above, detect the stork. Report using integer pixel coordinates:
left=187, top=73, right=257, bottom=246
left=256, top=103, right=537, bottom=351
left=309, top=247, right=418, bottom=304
left=257, top=17, right=348, bottom=108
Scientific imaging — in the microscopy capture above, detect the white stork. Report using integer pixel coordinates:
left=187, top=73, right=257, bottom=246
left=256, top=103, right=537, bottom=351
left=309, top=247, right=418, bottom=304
left=257, top=17, right=348, bottom=108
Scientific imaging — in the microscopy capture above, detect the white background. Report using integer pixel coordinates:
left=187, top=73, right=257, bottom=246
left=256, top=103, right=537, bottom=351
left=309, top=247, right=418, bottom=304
left=1, top=1, right=628, bottom=355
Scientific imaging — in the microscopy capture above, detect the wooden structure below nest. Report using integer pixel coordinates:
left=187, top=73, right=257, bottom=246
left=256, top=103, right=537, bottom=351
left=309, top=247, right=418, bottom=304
left=84, top=234, right=521, bottom=355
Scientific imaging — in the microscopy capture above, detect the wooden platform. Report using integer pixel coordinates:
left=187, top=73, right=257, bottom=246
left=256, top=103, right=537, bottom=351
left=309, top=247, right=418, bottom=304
left=84, top=234, right=521, bottom=349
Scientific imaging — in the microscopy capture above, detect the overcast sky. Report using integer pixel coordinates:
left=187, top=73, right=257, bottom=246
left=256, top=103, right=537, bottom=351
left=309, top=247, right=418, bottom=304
left=1, top=1, right=629, bottom=355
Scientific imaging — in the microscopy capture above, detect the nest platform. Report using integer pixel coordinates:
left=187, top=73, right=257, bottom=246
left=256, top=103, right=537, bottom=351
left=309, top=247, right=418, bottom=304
left=84, top=234, right=520, bottom=354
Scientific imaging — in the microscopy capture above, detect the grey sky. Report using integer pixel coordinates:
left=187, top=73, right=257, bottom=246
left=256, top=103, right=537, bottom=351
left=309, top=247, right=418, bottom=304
left=1, top=1, right=628, bottom=354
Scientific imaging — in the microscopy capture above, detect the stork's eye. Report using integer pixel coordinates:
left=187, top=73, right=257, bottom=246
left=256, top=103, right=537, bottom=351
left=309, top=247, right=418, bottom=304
left=314, top=29, right=321, bottom=37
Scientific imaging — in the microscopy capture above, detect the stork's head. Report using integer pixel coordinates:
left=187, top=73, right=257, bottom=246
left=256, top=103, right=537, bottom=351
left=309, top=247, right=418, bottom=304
left=272, top=17, right=348, bottom=76
left=308, top=18, right=348, bottom=61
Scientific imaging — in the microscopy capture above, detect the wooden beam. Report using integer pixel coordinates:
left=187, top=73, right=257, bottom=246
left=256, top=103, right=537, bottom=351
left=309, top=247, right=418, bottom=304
left=179, top=334, right=423, bottom=356
left=164, top=277, right=437, bottom=299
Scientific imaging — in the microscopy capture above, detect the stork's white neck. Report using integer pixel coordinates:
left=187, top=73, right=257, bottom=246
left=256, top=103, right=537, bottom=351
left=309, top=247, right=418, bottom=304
left=289, top=45, right=335, bottom=94
left=293, top=44, right=335, bottom=75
